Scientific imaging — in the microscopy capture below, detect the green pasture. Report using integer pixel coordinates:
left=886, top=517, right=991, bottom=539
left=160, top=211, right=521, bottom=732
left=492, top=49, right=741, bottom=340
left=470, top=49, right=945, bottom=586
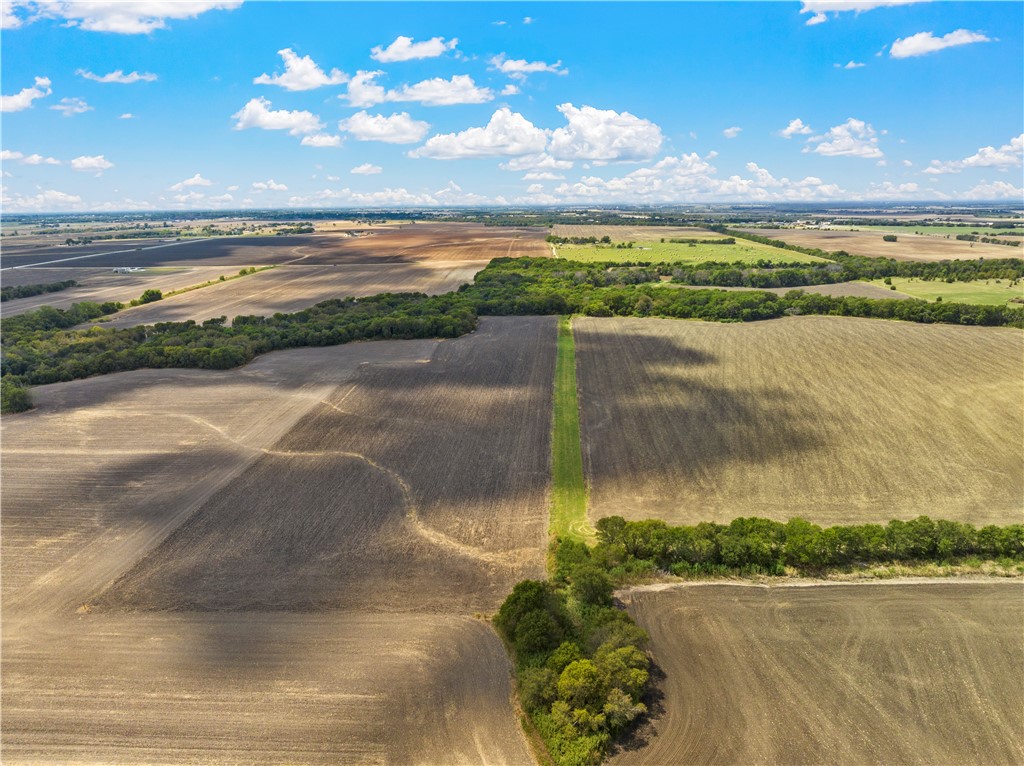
left=869, top=277, right=1024, bottom=307
left=555, top=239, right=827, bottom=265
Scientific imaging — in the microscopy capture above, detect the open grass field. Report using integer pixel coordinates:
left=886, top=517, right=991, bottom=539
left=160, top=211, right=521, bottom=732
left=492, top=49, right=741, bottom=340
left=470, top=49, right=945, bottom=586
left=552, top=225, right=723, bottom=240
left=866, top=276, right=1024, bottom=307
left=556, top=239, right=826, bottom=264
left=550, top=317, right=594, bottom=545
left=740, top=227, right=1017, bottom=261
left=1, top=316, right=555, bottom=763
left=612, top=582, right=1024, bottom=766
left=835, top=224, right=1024, bottom=238
left=575, top=316, right=1023, bottom=527
left=1, top=222, right=548, bottom=270
left=96, top=262, right=486, bottom=327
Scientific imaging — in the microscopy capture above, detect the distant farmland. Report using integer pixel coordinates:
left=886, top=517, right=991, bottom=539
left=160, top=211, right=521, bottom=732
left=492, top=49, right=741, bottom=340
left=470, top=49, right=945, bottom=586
left=613, top=582, right=1024, bottom=766
left=867, top=276, right=1024, bottom=307
left=739, top=227, right=1017, bottom=261
left=556, top=238, right=825, bottom=264
left=98, top=262, right=486, bottom=327
left=576, top=316, right=1023, bottom=527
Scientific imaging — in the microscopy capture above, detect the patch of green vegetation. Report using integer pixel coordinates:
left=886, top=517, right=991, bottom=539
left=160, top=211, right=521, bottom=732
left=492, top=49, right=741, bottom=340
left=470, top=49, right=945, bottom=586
left=840, top=224, right=1023, bottom=237
left=556, top=239, right=827, bottom=264
left=592, top=515, right=1024, bottom=579
left=870, top=277, right=1024, bottom=307
left=497, top=550, right=649, bottom=766
left=0, top=279, right=78, bottom=303
left=550, top=317, right=594, bottom=546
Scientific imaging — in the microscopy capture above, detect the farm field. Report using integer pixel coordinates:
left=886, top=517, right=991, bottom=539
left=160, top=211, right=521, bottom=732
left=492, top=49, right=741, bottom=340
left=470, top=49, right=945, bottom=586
left=739, top=227, right=1016, bottom=261
left=552, top=224, right=724, bottom=240
left=1, top=222, right=548, bottom=270
left=834, top=224, right=1024, bottom=238
left=866, top=276, right=1024, bottom=307
left=575, top=316, right=1023, bottom=527
left=612, top=582, right=1024, bottom=766
left=1, top=266, right=232, bottom=315
left=97, top=262, right=487, bottom=327
left=556, top=239, right=825, bottom=264
left=1, top=316, right=554, bottom=763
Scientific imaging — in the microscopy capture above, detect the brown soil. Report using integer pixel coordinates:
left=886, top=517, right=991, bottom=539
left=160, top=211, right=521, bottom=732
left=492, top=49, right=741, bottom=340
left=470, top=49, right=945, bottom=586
left=1, top=316, right=555, bottom=764
left=611, top=582, right=1024, bottom=766
left=97, top=262, right=486, bottom=327
left=575, top=316, right=1023, bottom=526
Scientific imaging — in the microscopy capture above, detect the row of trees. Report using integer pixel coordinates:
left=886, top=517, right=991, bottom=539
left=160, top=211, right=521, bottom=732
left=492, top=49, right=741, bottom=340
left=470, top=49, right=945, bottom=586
left=496, top=553, right=650, bottom=766
left=1, top=279, right=77, bottom=302
left=590, top=515, right=1024, bottom=577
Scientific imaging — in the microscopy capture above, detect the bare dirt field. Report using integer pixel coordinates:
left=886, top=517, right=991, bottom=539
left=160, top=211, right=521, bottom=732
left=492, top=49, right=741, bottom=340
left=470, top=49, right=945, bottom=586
left=740, top=227, right=1016, bottom=261
left=1, top=316, right=555, bottom=764
left=553, top=225, right=722, bottom=240
left=97, top=262, right=486, bottom=327
left=2, top=223, right=548, bottom=270
left=612, top=582, right=1024, bottom=766
left=575, top=316, right=1023, bottom=526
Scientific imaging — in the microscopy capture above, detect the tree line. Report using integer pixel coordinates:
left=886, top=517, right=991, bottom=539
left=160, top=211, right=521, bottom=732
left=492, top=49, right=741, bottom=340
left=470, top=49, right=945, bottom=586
left=1, top=280, right=78, bottom=302
left=589, top=515, right=1024, bottom=578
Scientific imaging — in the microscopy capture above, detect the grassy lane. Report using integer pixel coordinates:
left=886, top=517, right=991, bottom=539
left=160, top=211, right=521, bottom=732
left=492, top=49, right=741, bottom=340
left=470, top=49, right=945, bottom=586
left=549, top=316, right=595, bottom=547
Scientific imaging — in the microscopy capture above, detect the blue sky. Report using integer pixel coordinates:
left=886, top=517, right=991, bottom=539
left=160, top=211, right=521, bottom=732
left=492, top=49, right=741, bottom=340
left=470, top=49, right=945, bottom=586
left=1, top=1, right=1022, bottom=211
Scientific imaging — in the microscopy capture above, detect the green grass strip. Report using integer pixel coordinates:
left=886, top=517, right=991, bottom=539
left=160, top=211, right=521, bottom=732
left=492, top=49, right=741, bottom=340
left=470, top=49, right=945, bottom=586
left=550, top=316, right=595, bottom=546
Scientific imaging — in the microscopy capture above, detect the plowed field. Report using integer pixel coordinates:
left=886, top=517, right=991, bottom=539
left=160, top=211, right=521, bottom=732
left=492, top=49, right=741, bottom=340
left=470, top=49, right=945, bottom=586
left=740, top=227, right=1015, bottom=261
left=612, top=582, right=1024, bottom=766
left=1, top=316, right=555, bottom=764
left=575, top=316, right=1023, bottom=526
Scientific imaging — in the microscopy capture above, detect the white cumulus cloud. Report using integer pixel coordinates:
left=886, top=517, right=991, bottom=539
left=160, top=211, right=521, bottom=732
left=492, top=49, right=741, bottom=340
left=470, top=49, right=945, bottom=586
left=351, top=163, right=383, bottom=175
left=490, top=54, right=568, bottom=80
left=548, top=103, right=663, bottom=162
left=252, top=179, right=288, bottom=191
left=70, top=154, right=113, bottom=173
left=800, top=1, right=926, bottom=26
left=501, top=84, right=520, bottom=96
left=169, top=173, right=213, bottom=190
left=232, top=97, right=323, bottom=135
left=339, top=111, right=429, bottom=144
left=411, top=107, right=549, bottom=159
left=300, top=134, right=343, bottom=147
left=499, top=153, right=574, bottom=172
left=779, top=118, right=813, bottom=138
left=890, top=29, right=994, bottom=58
left=254, top=48, right=348, bottom=91
left=723, top=126, right=742, bottom=139
left=1, top=76, right=52, bottom=112
left=922, top=134, right=1023, bottom=174
left=50, top=97, right=93, bottom=116
left=1, top=187, right=83, bottom=211
left=77, top=68, right=157, bottom=83
left=835, top=60, right=865, bottom=69
left=343, top=71, right=493, bottom=107
left=1, top=150, right=61, bottom=165
left=370, top=36, right=458, bottom=62
left=805, top=118, right=883, bottom=158
left=960, top=180, right=1024, bottom=200
left=9, top=1, right=243, bottom=34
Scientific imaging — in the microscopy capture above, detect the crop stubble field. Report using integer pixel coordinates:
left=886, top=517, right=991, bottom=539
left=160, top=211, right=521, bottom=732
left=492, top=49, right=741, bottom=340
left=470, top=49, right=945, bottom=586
left=612, top=582, right=1024, bottom=766
left=740, top=227, right=1016, bottom=261
left=1, top=316, right=554, bottom=764
left=575, top=316, right=1023, bottom=527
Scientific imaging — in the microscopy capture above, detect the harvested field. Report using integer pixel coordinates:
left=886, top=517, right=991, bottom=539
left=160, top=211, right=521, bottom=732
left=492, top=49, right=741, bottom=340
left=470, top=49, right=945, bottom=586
left=2, top=316, right=554, bottom=763
left=1, top=266, right=230, bottom=316
left=740, top=227, right=1016, bottom=261
left=612, top=582, right=1024, bottom=766
left=98, top=262, right=487, bottom=327
left=552, top=225, right=722, bottom=240
left=575, top=316, right=1023, bottom=526
left=2, top=223, right=548, bottom=270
